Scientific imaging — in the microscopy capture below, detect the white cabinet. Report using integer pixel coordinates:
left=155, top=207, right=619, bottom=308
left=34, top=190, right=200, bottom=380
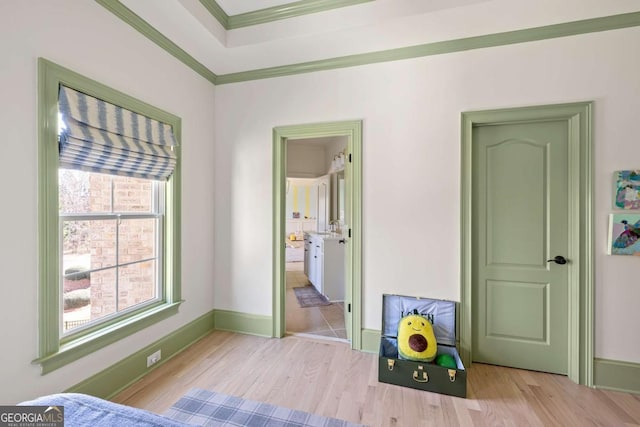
left=304, top=232, right=344, bottom=301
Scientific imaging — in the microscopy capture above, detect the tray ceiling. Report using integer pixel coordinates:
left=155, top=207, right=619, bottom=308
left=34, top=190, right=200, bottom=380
left=108, top=0, right=640, bottom=81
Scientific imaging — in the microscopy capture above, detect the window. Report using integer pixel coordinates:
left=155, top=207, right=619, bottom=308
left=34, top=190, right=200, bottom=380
left=36, top=59, right=182, bottom=374
left=60, top=170, right=163, bottom=334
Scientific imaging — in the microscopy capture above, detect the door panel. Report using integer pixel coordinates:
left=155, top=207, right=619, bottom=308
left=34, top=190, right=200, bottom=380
left=472, top=120, right=568, bottom=375
left=486, top=141, right=546, bottom=266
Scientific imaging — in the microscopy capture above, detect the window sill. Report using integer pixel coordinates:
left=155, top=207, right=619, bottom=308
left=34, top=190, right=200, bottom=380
left=33, top=301, right=183, bottom=375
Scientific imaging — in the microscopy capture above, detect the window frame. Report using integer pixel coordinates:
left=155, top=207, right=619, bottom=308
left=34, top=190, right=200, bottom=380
left=35, top=58, right=182, bottom=374
left=59, top=175, right=164, bottom=338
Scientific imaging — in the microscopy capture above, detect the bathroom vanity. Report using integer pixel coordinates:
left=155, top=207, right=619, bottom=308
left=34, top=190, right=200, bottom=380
left=304, top=232, right=345, bottom=302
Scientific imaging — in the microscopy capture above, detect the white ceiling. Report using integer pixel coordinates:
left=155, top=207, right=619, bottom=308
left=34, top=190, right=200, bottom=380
left=117, top=0, right=640, bottom=76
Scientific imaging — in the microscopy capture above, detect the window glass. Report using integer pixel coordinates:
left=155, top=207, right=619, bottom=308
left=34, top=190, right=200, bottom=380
left=59, top=170, right=161, bottom=335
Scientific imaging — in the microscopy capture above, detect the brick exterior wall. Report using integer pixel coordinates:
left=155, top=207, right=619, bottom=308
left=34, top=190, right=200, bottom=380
left=88, top=175, right=157, bottom=319
left=62, top=172, right=158, bottom=330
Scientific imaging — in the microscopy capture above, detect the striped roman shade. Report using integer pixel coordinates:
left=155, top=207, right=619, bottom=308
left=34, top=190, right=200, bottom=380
left=58, top=85, right=178, bottom=180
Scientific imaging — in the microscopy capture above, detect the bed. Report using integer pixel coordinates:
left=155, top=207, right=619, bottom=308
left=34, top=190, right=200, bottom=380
left=19, top=393, right=189, bottom=427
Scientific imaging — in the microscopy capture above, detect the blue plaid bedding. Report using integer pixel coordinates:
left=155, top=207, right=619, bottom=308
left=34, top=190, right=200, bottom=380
left=165, top=388, right=365, bottom=427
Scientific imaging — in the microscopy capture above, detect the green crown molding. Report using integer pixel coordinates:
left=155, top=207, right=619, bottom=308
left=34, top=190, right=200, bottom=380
left=200, top=0, right=372, bottom=30
left=199, top=0, right=229, bottom=29
left=95, top=0, right=218, bottom=85
left=234, top=0, right=372, bottom=29
left=96, top=2, right=640, bottom=87
left=216, top=11, right=640, bottom=84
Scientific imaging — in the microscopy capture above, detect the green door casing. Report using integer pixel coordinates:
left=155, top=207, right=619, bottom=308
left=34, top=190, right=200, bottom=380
left=461, top=102, right=594, bottom=385
left=272, top=120, right=363, bottom=350
left=472, top=120, right=569, bottom=374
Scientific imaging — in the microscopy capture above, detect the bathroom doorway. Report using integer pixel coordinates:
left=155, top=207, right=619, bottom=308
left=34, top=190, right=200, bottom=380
left=284, top=138, right=347, bottom=340
left=273, top=120, right=363, bottom=350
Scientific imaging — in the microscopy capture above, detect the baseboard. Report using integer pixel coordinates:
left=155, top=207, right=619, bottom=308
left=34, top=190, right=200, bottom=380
left=66, top=310, right=215, bottom=399
left=594, top=358, right=640, bottom=395
left=361, top=329, right=381, bottom=353
left=213, top=309, right=273, bottom=337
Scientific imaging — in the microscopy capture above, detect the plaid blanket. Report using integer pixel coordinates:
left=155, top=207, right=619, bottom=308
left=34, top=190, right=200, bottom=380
left=165, top=388, right=365, bottom=427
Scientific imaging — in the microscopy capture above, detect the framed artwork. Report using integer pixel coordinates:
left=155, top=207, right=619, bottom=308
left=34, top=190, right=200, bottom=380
left=608, top=213, right=640, bottom=255
left=614, top=170, right=640, bottom=209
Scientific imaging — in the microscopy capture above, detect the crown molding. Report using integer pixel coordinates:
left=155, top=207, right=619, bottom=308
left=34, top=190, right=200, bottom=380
left=95, top=0, right=218, bottom=85
left=215, top=11, right=640, bottom=84
left=200, top=0, right=373, bottom=30
left=95, top=1, right=640, bottom=87
left=199, top=0, right=230, bottom=30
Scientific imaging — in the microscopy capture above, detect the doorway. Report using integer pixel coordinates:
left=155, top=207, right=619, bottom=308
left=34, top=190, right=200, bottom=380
left=273, top=120, right=363, bottom=350
left=460, top=103, right=594, bottom=385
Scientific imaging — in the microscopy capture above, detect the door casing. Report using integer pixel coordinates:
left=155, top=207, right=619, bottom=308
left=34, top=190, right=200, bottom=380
left=272, top=120, right=363, bottom=350
left=460, top=102, right=593, bottom=385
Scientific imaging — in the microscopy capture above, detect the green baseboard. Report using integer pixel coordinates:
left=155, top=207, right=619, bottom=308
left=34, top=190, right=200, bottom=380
left=594, top=358, right=640, bottom=395
left=213, top=309, right=273, bottom=337
left=67, top=310, right=215, bottom=399
left=361, top=329, right=380, bottom=353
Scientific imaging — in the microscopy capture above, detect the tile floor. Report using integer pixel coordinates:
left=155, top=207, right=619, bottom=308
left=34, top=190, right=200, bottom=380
left=285, top=262, right=347, bottom=340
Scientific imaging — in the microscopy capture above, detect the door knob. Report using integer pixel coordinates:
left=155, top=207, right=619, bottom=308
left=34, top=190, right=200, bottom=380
left=547, top=255, right=567, bottom=265
left=338, top=239, right=346, bottom=244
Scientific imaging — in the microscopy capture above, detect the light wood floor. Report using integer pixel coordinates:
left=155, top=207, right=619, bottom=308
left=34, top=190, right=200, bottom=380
left=113, top=331, right=640, bottom=426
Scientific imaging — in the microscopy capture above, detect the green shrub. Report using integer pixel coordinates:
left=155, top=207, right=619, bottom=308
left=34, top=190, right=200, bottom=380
left=64, top=266, right=90, bottom=281
left=64, top=289, right=90, bottom=310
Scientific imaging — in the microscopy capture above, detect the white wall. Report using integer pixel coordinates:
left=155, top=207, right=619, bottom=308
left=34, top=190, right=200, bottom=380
left=0, top=1, right=216, bottom=403
left=214, top=26, right=640, bottom=363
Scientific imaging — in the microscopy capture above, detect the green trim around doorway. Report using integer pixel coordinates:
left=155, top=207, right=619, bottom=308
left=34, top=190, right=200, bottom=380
left=273, top=120, right=363, bottom=350
left=461, top=102, right=593, bottom=386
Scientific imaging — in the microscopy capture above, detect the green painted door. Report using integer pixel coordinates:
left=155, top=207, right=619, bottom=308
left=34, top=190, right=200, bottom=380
left=472, top=120, right=569, bottom=374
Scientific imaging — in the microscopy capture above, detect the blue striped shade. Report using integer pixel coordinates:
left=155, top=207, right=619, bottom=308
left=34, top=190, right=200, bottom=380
left=58, top=86, right=178, bottom=180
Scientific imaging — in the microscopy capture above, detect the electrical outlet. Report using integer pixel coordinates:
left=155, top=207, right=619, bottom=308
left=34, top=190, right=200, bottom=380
left=146, top=350, right=161, bottom=368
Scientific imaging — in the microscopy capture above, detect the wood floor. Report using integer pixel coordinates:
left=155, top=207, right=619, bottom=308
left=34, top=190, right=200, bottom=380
left=113, top=331, right=640, bottom=426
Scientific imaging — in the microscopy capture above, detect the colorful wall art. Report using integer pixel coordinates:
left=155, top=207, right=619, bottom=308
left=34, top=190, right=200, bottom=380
left=614, top=170, right=640, bottom=209
left=608, top=213, right=640, bottom=255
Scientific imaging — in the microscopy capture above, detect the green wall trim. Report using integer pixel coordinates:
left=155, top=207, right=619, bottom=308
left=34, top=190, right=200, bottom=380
left=199, top=0, right=229, bottom=30
left=36, top=58, right=183, bottom=374
left=361, top=329, right=381, bottom=354
left=460, top=102, right=593, bottom=386
left=97, top=3, right=640, bottom=87
left=272, top=121, right=363, bottom=350
left=229, top=0, right=372, bottom=30
left=213, top=310, right=273, bottom=337
left=594, top=358, right=640, bottom=395
left=200, top=0, right=372, bottom=30
left=215, top=11, right=640, bottom=84
left=94, top=0, right=218, bottom=85
left=67, top=310, right=215, bottom=400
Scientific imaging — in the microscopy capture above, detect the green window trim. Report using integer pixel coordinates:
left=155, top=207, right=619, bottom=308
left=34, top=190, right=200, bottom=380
left=35, top=58, right=182, bottom=374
